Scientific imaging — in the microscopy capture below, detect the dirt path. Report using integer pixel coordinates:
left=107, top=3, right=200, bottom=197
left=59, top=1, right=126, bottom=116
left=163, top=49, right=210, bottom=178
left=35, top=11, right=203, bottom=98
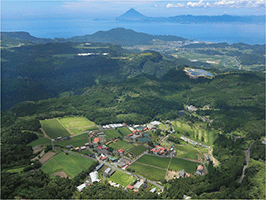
left=209, top=149, right=219, bottom=166
left=40, top=128, right=51, bottom=139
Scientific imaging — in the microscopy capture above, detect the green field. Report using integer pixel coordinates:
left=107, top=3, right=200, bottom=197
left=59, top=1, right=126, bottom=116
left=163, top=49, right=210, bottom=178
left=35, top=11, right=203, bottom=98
left=128, top=145, right=147, bottom=157
left=41, top=153, right=96, bottom=178
left=5, top=167, right=25, bottom=173
left=174, top=145, right=199, bottom=160
left=169, top=157, right=199, bottom=173
left=104, top=129, right=122, bottom=140
left=129, top=162, right=166, bottom=181
left=58, top=116, right=97, bottom=135
left=109, top=140, right=134, bottom=151
left=28, top=137, right=51, bottom=147
left=106, top=170, right=136, bottom=187
left=118, top=127, right=132, bottom=136
left=40, top=119, right=70, bottom=138
left=136, top=155, right=170, bottom=169
left=55, top=133, right=89, bottom=148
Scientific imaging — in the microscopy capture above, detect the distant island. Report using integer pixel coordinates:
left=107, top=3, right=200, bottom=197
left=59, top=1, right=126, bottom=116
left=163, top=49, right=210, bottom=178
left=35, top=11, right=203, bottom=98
left=116, top=8, right=265, bottom=24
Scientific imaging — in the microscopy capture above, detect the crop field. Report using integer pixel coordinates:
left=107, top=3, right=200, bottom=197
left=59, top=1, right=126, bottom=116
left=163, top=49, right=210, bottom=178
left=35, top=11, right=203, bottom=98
left=58, top=116, right=97, bottom=135
left=41, top=153, right=96, bottom=178
left=40, top=119, right=70, bottom=138
left=109, top=140, right=134, bottom=151
left=107, top=170, right=136, bottom=187
left=118, top=127, right=132, bottom=136
left=28, top=137, right=51, bottom=147
left=129, top=162, right=166, bottom=181
left=174, top=145, right=199, bottom=160
left=128, top=145, right=147, bottom=157
left=136, top=155, right=170, bottom=169
left=104, top=129, right=122, bottom=140
left=169, top=157, right=199, bottom=173
left=172, top=120, right=218, bottom=145
left=55, top=133, right=89, bottom=148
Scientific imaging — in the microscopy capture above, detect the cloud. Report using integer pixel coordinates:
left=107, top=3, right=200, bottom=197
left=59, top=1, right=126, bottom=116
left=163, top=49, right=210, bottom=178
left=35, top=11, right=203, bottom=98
left=166, top=0, right=266, bottom=9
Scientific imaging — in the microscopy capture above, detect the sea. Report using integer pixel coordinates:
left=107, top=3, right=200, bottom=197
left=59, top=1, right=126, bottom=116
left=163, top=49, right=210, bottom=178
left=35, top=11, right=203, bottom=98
left=2, top=18, right=265, bottom=44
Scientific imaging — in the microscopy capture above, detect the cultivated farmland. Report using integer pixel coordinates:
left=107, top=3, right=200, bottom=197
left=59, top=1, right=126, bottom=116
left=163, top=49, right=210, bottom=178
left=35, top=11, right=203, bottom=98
left=55, top=133, right=89, bottom=148
left=128, top=145, right=147, bottom=157
left=129, top=162, right=166, bottom=181
left=169, top=157, right=199, bottom=173
left=136, top=155, right=170, bottom=169
left=58, top=116, right=97, bottom=135
left=107, top=170, right=136, bottom=187
left=28, top=137, right=51, bottom=147
left=104, top=129, right=122, bottom=140
left=109, top=140, right=134, bottom=151
left=41, top=152, right=96, bottom=178
left=40, top=119, right=70, bottom=138
left=118, top=127, right=132, bottom=136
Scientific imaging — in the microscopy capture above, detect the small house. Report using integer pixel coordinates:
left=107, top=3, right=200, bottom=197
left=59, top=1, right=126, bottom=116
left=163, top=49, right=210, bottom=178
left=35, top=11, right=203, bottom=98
left=134, top=181, right=143, bottom=189
left=110, top=157, right=118, bottom=162
left=93, top=138, right=100, bottom=144
left=178, top=169, right=186, bottom=178
left=77, top=183, right=87, bottom=192
left=150, top=188, right=156, bottom=193
left=117, top=149, right=125, bottom=154
left=127, top=185, right=134, bottom=190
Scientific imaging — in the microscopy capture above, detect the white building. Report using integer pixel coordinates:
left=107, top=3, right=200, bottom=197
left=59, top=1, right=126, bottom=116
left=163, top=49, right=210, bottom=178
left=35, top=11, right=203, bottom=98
left=150, top=121, right=162, bottom=126
left=77, top=183, right=87, bottom=192
left=90, top=171, right=100, bottom=183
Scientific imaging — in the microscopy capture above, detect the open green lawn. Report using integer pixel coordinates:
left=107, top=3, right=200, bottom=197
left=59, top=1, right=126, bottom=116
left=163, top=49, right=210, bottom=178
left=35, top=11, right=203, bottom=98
left=55, top=133, right=89, bottom=148
left=118, top=127, right=132, bottom=136
left=58, top=116, right=97, bottom=135
left=104, top=129, right=122, bottom=140
left=161, top=141, right=172, bottom=148
left=5, top=167, right=25, bottom=173
left=128, top=145, right=147, bottom=157
left=107, top=170, right=136, bottom=187
left=41, top=152, right=96, bottom=178
left=174, top=145, right=199, bottom=160
left=129, top=162, right=166, bottom=181
left=169, top=157, right=199, bottom=173
left=40, top=119, right=70, bottom=138
left=136, top=155, right=170, bottom=169
left=28, top=138, right=51, bottom=147
left=109, top=140, right=134, bottom=151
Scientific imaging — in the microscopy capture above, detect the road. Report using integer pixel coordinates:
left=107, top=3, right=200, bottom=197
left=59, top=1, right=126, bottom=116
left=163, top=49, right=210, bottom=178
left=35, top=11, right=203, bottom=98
left=63, top=150, right=164, bottom=190
left=238, top=141, right=254, bottom=183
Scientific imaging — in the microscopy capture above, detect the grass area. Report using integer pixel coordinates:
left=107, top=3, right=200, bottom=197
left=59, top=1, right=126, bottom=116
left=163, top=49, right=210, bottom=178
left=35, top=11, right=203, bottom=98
left=169, top=157, right=199, bottom=173
left=128, top=145, right=147, bottom=157
left=161, top=141, right=172, bottom=148
left=58, top=116, right=97, bottom=135
left=28, top=138, right=51, bottom=147
left=6, top=167, right=25, bottom=173
left=55, top=133, right=89, bottom=148
left=118, top=127, right=132, bottom=136
left=136, top=155, right=170, bottom=169
left=175, top=145, right=199, bottom=160
left=104, top=129, right=122, bottom=140
left=109, top=140, right=134, bottom=151
left=158, top=124, right=171, bottom=131
left=40, top=119, right=70, bottom=138
left=129, top=162, right=166, bottom=181
left=41, top=152, right=96, bottom=178
left=107, top=170, right=136, bottom=187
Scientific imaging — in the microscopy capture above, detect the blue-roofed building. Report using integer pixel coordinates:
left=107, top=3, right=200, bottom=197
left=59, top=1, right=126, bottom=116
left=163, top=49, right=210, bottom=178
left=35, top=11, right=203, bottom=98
left=95, top=163, right=104, bottom=171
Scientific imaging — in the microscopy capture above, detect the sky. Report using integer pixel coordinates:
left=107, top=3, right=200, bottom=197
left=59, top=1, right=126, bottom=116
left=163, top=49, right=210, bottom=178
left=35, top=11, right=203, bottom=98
left=2, top=0, right=266, bottom=20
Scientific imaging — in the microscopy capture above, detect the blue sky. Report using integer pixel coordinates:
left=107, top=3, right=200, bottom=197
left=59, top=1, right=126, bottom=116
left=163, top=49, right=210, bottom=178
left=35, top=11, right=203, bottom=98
left=2, top=0, right=266, bottom=19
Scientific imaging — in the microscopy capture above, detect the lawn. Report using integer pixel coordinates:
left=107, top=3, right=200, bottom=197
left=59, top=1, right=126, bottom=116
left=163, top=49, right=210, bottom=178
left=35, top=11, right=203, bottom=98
left=136, top=155, right=170, bottom=169
left=109, top=140, right=134, bottom=151
left=106, top=170, right=136, bottom=187
left=41, top=152, right=96, bottom=178
left=104, top=129, right=122, bottom=140
left=169, top=157, right=199, bottom=173
left=128, top=145, right=147, bottom=157
left=58, top=116, right=98, bottom=135
left=129, top=162, right=166, bottom=181
left=28, top=138, right=51, bottom=147
left=175, top=145, right=199, bottom=160
left=55, top=133, right=89, bottom=148
left=117, top=127, right=132, bottom=136
left=6, top=167, right=25, bottom=173
left=40, top=119, right=70, bottom=138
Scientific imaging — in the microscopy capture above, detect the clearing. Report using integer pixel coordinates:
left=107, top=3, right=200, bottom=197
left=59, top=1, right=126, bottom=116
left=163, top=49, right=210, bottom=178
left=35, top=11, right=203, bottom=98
left=106, top=170, right=136, bottom=187
left=40, top=119, right=70, bottom=139
left=41, top=152, right=96, bottom=178
left=52, top=171, right=71, bottom=179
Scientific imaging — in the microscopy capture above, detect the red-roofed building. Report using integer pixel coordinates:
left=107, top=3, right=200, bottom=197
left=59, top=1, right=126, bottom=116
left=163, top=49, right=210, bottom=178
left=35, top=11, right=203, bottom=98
left=94, top=138, right=100, bottom=143
left=127, top=133, right=134, bottom=137
left=98, top=145, right=103, bottom=150
left=127, top=185, right=134, bottom=190
left=117, top=149, right=125, bottom=154
left=151, top=145, right=169, bottom=155
left=186, top=173, right=191, bottom=177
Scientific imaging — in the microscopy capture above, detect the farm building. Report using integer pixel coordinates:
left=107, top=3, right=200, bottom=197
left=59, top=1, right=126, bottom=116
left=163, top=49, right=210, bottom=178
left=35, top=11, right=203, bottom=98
left=93, top=138, right=100, bottom=144
left=74, top=147, right=80, bottom=151
left=127, top=185, right=134, bottom=190
left=117, top=149, right=125, bottom=154
left=134, top=181, right=143, bottom=189
left=110, top=157, right=118, bottom=162
left=89, top=171, right=100, bottom=183
left=80, top=146, right=86, bottom=150
left=117, top=158, right=131, bottom=168
left=151, top=145, right=169, bottom=155
left=128, top=127, right=135, bottom=132
left=95, top=163, right=104, bottom=171
left=178, top=169, right=186, bottom=178
left=150, top=188, right=156, bottom=193
left=66, top=145, right=73, bottom=149
left=149, top=121, right=162, bottom=126
left=77, top=183, right=87, bottom=192
left=103, top=168, right=116, bottom=177
left=84, top=143, right=90, bottom=146
left=97, top=132, right=104, bottom=135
